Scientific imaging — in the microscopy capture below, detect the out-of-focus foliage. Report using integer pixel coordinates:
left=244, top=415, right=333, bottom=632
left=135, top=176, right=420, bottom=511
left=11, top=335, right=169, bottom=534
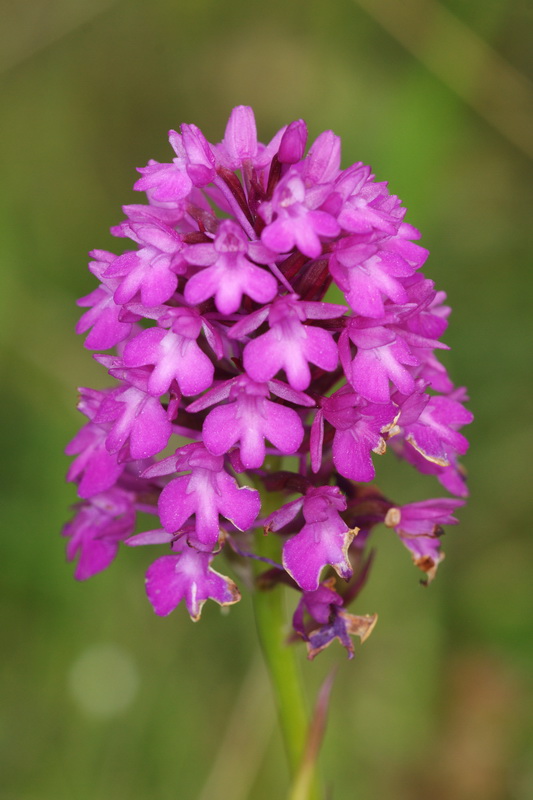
left=1, top=1, right=532, bottom=798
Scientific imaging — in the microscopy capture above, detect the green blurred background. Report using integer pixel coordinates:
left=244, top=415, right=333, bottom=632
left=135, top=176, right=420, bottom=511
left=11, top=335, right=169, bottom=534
left=1, top=0, right=532, bottom=798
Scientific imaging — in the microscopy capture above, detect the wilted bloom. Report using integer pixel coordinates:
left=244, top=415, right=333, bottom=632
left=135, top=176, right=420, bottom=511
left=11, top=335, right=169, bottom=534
left=63, top=106, right=471, bottom=658
left=384, top=497, right=464, bottom=582
left=293, top=577, right=378, bottom=660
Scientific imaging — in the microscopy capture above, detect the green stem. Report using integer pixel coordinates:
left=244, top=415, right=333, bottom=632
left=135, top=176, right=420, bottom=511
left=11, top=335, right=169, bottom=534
left=252, top=528, right=321, bottom=799
left=252, top=579, right=308, bottom=774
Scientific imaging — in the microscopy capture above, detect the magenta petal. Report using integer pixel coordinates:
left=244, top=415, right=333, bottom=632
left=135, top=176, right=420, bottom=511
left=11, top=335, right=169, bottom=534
left=263, top=401, right=304, bottom=454
left=332, top=428, right=377, bottom=482
left=129, top=396, right=172, bottom=459
left=406, top=425, right=449, bottom=465
left=76, top=286, right=133, bottom=350
left=261, top=217, right=296, bottom=254
left=158, top=455, right=260, bottom=545
left=184, top=222, right=278, bottom=314
left=63, top=489, right=135, bottom=580
left=350, top=349, right=391, bottom=403
left=158, top=476, right=199, bottom=533
left=302, top=327, right=338, bottom=372
left=387, top=498, right=464, bottom=536
left=242, top=264, right=278, bottom=305
left=293, top=217, right=323, bottom=259
left=102, top=387, right=172, bottom=460
left=283, top=521, right=354, bottom=592
left=305, top=130, right=341, bottom=183
left=308, top=210, right=340, bottom=238
left=183, top=243, right=219, bottom=267
left=124, top=328, right=214, bottom=397
left=181, top=123, right=216, bottom=186
left=223, top=105, right=258, bottom=163
left=202, top=391, right=302, bottom=470
left=278, top=119, right=308, bottom=163
left=236, top=425, right=266, bottom=469
left=72, top=538, right=119, bottom=581
left=344, top=270, right=385, bottom=317
left=185, top=480, right=223, bottom=544
left=281, top=349, right=312, bottom=391
left=145, top=550, right=240, bottom=619
left=73, top=443, right=123, bottom=499
left=140, top=258, right=178, bottom=307
left=180, top=345, right=215, bottom=396
left=184, top=267, right=221, bottom=306
left=134, top=161, right=192, bottom=202
left=244, top=332, right=285, bottom=384
left=214, top=273, right=248, bottom=315
left=404, top=396, right=472, bottom=466
left=202, top=404, right=241, bottom=456
left=264, top=497, right=304, bottom=532
left=215, top=472, right=261, bottom=532
left=243, top=298, right=340, bottom=390
left=398, top=534, right=444, bottom=580
left=310, top=409, right=325, bottom=473
left=123, top=327, right=165, bottom=366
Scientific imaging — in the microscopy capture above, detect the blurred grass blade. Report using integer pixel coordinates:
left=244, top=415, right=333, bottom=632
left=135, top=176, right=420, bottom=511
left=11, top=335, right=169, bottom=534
left=353, top=0, right=533, bottom=159
left=0, top=0, right=118, bottom=76
left=288, top=669, right=337, bottom=800
left=197, top=652, right=275, bottom=800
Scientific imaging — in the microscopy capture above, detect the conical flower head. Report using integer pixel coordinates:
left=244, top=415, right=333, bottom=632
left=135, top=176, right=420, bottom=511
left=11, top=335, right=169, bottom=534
left=63, top=106, right=471, bottom=656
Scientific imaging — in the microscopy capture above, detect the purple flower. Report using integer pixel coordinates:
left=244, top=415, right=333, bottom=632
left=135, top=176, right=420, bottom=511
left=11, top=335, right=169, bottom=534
left=340, top=319, right=420, bottom=404
left=183, top=220, right=278, bottom=314
left=188, top=374, right=314, bottom=469
left=94, top=384, right=172, bottom=460
left=134, top=130, right=193, bottom=203
left=267, top=486, right=355, bottom=592
left=403, top=281, right=450, bottom=341
left=260, top=171, right=340, bottom=258
left=278, top=120, right=308, bottom=164
left=293, top=577, right=377, bottom=659
left=402, top=394, right=473, bottom=467
left=146, top=545, right=241, bottom=620
left=122, top=308, right=215, bottom=397
left=220, top=105, right=258, bottom=167
left=312, top=386, right=397, bottom=480
left=76, top=251, right=140, bottom=350
left=337, top=180, right=403, bottom=236
left=293, top=578, right=344, bottom=633
left=65, top=389, right=125, bottom=498
left=235, top=295, right=345, bottom=391
left=302, top=130, right=341, bottom=184
left=330, top=237, right=418, bottom=318
left=144, top=444, right=261, bottom=548
left=181, top=123, right=217, bottom=187
left=305, top=608, right=378, bottom=660
left=394, top=438, right=470, bottom=497
left=63, top=488, right=136, bottom=580
left=384, top=498, right=464, bottom=581
left=103, top=221, right=187, bottom=307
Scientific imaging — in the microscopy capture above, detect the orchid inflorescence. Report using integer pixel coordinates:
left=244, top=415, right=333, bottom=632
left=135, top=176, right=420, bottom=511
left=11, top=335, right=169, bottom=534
left=63, top=106, right=472, bottom=659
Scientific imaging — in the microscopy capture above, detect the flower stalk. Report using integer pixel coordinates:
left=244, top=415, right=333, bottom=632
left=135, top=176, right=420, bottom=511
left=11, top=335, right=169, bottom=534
left=252, top=527, right=320, bottom=798
left=253, top=576, right=317, bottom=791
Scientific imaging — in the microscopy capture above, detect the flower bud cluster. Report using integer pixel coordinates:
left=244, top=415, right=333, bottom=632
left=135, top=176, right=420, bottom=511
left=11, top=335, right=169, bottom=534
left=63, top=106, right=472, bottom=658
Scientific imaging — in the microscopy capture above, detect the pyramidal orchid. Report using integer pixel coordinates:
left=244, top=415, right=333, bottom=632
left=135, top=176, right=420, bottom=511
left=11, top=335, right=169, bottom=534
left=63, top=106, right=472, bottom=663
